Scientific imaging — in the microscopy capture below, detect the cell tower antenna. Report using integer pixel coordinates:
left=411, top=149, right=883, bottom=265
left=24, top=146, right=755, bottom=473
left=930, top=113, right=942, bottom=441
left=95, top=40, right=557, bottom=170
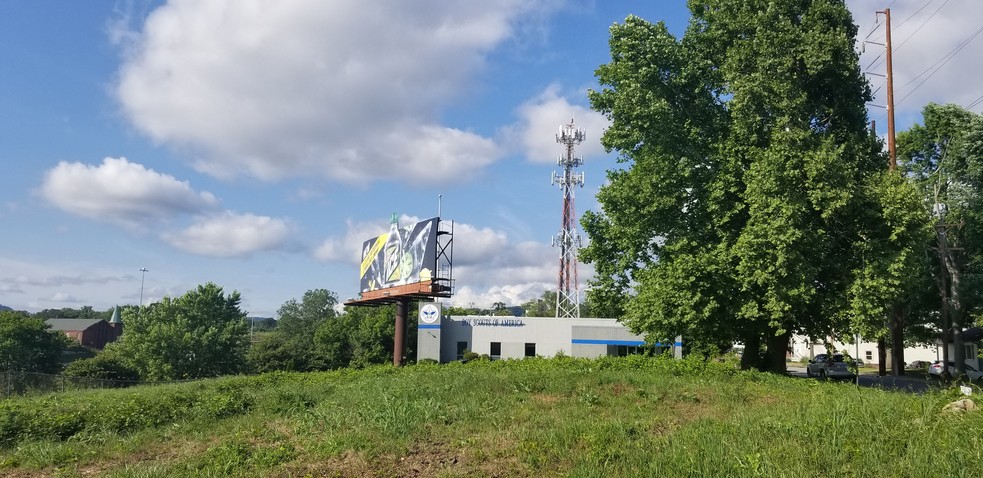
left=551, top=119, right=585, bottom=318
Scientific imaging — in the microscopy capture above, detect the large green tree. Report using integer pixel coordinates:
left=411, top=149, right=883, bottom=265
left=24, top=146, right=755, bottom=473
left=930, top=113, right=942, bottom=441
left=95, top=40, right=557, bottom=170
left=312, top=304, right=418, bottom=369
left=582, top=1, right=882, bottom=371
left=0, top=310, right=68, bottom=373
left=897, top=103, right=983, bottom=372
left=846, top=171, right=933, bottom=374
left=248, top=289, right=338, bottom=372
left=108, top=283, right=249, bottom=380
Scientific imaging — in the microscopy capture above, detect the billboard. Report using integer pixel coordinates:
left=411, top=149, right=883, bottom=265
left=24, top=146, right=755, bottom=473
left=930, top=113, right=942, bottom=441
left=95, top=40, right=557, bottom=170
left=359, top=217, right=438, bottom=293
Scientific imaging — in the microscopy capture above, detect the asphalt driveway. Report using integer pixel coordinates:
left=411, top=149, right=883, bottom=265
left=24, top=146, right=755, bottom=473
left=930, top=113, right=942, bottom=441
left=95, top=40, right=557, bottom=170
left=787, top=366, right=935, bottom=393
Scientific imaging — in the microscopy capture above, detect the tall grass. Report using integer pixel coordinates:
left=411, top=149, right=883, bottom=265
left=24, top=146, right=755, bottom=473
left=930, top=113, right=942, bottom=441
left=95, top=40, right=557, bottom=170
left=1, top=355, right=981, bottom=477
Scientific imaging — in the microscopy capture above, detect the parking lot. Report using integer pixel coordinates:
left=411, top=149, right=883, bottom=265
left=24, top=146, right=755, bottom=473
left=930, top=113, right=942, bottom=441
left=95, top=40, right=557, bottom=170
left=787, top=366, right=935, bottom=393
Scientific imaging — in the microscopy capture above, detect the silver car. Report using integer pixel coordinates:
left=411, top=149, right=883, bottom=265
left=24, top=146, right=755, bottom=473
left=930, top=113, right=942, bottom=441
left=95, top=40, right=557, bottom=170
left=806, top=354, right=856, bottom=380
left=928, top=361, right=983, bottom=382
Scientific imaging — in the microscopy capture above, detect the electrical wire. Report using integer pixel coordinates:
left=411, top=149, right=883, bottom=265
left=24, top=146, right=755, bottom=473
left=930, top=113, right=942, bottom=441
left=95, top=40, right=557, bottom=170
left=891, top=0, right=936, bottom=31
left=967, top=93, right=983, bottom=110
left=863, top=18, right=884, bottom=42
left=894, top=0, right=951, bottom=52
left=865, top=53, right=885, bottom=71
left=897, top=24, right=983, bottom=106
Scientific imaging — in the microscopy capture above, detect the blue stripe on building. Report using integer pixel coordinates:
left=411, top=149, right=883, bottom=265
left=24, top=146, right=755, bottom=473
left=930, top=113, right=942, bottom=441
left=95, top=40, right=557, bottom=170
left=418, top=324, right=441, bottom=329
left=572, top=339, right=645, bottom=346
left=571, top=339, right=683, bottom=347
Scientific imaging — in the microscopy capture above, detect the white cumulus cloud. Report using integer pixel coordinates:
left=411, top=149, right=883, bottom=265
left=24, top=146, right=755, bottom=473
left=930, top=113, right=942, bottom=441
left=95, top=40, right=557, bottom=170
left=505, top=84, right=610, bottom=163
left=162, top=212, right=291, bottom=257
left=40, top=157, right=218, bottom=226
left=115, top=0, right=562, bottom=183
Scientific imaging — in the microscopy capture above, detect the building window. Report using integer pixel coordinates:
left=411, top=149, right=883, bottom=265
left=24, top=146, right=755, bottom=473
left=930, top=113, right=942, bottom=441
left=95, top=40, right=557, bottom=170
left=865, top=351, right=872, bottom=361
left=456, top=341, right=468, bottom=361
left=490, top=342, right=501, bottom=360
left=965, top=344, right=976, bottom=360
left=525, top=343, right=536, bottom=357
left=617, top=345, right=645, bottom=357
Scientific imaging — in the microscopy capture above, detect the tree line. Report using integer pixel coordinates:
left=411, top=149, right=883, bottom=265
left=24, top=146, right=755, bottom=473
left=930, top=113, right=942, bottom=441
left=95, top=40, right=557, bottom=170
left=0, top=284, right=419, bottom=383
left=1, top=284, right=598, bottom=386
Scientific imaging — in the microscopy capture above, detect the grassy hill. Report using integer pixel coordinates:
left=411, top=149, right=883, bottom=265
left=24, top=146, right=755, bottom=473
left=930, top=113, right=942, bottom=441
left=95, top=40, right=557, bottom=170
left=1, top=355, right=981, bottom=477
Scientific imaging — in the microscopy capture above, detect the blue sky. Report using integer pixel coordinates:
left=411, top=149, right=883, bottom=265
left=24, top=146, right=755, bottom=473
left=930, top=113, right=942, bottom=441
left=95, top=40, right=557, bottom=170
left=1, top=1, right=980, bottom=317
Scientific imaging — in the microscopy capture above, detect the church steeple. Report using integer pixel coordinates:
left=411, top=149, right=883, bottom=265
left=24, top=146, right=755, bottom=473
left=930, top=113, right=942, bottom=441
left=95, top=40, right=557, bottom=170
left=109, top=305, right=122, bottom=325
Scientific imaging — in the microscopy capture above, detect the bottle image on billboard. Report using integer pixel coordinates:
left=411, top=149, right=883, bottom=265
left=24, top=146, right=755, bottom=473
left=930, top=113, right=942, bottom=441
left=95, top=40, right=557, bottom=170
left=384, top=219, right=405, bottom=283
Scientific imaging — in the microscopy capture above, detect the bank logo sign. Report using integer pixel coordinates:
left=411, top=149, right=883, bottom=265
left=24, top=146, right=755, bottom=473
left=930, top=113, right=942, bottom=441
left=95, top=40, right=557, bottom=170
left=421, top=303, right=440, bottom=324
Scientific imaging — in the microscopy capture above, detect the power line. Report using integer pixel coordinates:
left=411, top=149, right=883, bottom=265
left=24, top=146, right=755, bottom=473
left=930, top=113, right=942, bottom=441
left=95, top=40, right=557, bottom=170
left=863, top=18, right=884, bottom=42
left=967, top=93, right=983, bottom=110
left=897, top=24, right=983, bottom=106
left=891, top=0, right=937, bottom=31
left=865, top=52, right=885, bottom=71
left=894, top=0, right=951, bottom=52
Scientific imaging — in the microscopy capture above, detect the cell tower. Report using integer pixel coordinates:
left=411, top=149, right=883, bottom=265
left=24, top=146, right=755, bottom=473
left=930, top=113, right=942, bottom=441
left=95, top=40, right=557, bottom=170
left=551, top=119, right=585, bottom=318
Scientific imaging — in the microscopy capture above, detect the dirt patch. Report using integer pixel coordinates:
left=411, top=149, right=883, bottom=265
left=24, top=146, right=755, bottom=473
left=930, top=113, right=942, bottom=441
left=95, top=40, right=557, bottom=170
left=608, top=382, right=632, bottom=396
left=274, top=440, right=530, bottom=478
left=531, top=393, right=562, bottom=405
left=275, top=446, right=469, bottom=478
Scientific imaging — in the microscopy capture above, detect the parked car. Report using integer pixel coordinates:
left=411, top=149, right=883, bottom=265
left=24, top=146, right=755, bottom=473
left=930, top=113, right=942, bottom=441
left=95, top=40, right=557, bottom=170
left=927, top=361, right=983, bottom=381
left=806, top=354, right=856, bottom=380
left=907, top=360, right=931, bottom=369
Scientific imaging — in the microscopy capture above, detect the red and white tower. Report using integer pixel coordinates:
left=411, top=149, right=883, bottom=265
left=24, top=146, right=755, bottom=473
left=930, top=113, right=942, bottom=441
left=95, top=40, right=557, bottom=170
left=552, top=120, right=585, bottom=318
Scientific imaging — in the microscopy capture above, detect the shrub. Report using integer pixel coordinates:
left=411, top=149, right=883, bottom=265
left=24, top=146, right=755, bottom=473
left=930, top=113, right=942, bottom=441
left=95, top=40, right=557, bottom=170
left=63, top=354, right=140, bottom=384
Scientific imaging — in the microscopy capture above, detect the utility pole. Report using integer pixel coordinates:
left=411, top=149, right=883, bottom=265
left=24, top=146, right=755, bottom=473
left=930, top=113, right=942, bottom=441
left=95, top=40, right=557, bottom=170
left=878, top=8, right=897, bottom=170
left=138, top=267, right=149, bottom=319
left=937, top=223, right=951, bottom=378
left=874, top=8, right=903, bottom=376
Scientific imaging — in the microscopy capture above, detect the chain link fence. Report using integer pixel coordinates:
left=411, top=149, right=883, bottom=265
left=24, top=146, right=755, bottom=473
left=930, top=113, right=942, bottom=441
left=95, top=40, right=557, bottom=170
left=0, top=371, right=164, bottom=397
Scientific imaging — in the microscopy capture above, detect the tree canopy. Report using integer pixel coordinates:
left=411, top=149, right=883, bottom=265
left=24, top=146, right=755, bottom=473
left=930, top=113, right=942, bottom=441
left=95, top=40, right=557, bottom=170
left=248, top=290, right=415, bottom=372
left=897, top=103, right=983, bottom=368
left=0, top=310, right=68, bottom=373
left=108, top=283, right=249, bottom=381
left=248, top=289, right=338, bottom=372
left=582, top=1, right=883, bottom=370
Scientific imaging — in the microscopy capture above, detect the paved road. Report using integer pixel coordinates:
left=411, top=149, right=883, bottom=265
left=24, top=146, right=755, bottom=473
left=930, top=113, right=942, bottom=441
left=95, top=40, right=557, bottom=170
left=787, top=366, right=936, bottom=393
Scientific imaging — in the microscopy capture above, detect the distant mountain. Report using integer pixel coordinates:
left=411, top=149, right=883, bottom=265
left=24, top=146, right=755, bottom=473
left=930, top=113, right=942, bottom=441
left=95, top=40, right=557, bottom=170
left=0, top=304, right=12, bottom=312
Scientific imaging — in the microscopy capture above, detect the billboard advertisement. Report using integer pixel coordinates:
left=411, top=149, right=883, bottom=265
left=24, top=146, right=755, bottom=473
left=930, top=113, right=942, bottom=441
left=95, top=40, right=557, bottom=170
left=360, top=217, right=438, bottom=293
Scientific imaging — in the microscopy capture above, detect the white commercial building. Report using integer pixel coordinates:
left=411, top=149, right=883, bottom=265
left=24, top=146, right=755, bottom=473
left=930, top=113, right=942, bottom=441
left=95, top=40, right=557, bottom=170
left=416, top=303, right=682, bottom=362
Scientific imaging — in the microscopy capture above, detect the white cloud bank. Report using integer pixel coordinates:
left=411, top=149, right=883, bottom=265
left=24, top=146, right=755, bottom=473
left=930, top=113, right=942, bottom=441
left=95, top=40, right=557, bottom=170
left=40, top=157, right=217, bottom=226
left=162, top=212, right=292, bottom=258
left=39, top=157, right=291, bottom=258
left=115, top=1, right=563, bottom=184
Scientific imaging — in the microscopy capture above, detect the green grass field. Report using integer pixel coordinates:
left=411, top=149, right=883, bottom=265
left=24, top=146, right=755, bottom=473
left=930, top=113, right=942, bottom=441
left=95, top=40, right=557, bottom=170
left=1, top=355, right=981, bottom=477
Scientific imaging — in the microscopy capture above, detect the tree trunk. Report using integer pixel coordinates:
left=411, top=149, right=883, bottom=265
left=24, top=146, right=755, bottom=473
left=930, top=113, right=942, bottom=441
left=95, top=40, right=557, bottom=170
left=946, top=251, right=964, bottom=374
left=890, top=305, right=905, bottom=375
left=764, top=329, right=792, bottom=373
left=740, top=334, right=762, bottom=371
left=877, top=338, right=887, bottom=376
